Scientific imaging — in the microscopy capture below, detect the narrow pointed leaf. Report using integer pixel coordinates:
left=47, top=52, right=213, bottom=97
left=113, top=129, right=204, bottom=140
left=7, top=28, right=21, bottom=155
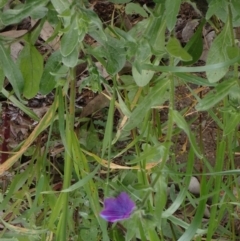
left=206, top=18, right=231, bottom=83
left=172, top=110, right=202, bottom=158
left=166, top=37, right=192, bottom=61
left=1, top=0, right=49, bottom=25
left=51, top=0, right=70, bottom=14
left=19, top=44, right=43, bottom=99
left=62, top=46, right=79, bottom=67
left=60, top=18, right=79, bottom=57
left=165, top=0, right=181, bottom=31
left=40, top=51, right=62, bottom=95
left=0, top=42, right=24, bottom=99
left=123, top=79, right=170, bottom=131
left=132, top=58, right=157, bottom=87
left=125, top=3, right=148, bottom=17
left=195, top=79, right=236, bottom=111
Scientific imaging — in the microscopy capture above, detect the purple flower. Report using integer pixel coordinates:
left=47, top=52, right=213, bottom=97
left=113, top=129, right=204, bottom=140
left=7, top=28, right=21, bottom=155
left=100, top=192, right=136, bottom=222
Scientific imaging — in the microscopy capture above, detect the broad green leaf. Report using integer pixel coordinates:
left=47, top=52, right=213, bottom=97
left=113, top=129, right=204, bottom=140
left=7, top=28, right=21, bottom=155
left=206, top=0, right=228, bottom=21
left=172, top=110, right=202, bottom=158
left=206, top=18, right=232, bottom=83
left=232, top=0, right=240, bottom=11
left=196, top=79, right=237, bottom=111
left=123, top=79, right=170, bottom=131
left=229, top=84, right=240, bottom=100
left=0, top=0, right=49, bottom=25
left=145, top=14, right=166, bottom=55
left=40, top=51, right=62, bottom=95
left=227, top=46, right=240, bottom=64
left=30, top=6, right=48, bottom=19
left=89, top=36, right=125, bottom=75
left=50, top=0, right=69, bottom=14
left=60, top=17, right=79, bottom=57
left=47, top=6, right=59, bottom=25
left=0, top=65, right=4, bottom=89
left=131, top=39, right=155, bottom=86
left=0, top=42, right=24, bottom=99
left=206, top=0, right=240, bottom=27
left=112, top=26, right=136, bottom=43
left=80, top=65, right=102, bottom=93
left=125, top=3, right=148, bottom=17
left=87, top=13, right=107, bottom=45
left=232, top=0, right=240, bottom=26
left=132, top=58, right=159, bottom=87
left=62, top=46, right=79, bottom=67
left=18, top=44, right=43, bottom=99
left=165, top=0, right=181, bottom=31
left=135, top=39, right=152, bottom=62
left=183, top=20, right=204, bottom=65
left=0, top=0, right=8, bottom=8
left=166, top=37, right=192, bottom=61
left=104, top=37, right=126, bottom=75
left=129, top=18, right=149, bottom=41
left=82, top=8, right=106, bottom=41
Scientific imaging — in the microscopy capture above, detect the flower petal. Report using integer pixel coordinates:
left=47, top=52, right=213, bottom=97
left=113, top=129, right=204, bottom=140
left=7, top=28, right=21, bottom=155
left=100, top=192, right=135, bottom=222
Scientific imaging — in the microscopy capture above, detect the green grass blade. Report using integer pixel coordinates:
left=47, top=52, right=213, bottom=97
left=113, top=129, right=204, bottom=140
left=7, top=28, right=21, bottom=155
left=178, top=174, right=208, bottom=241
left=71, top=131, right=109, bottom=241
left=172, top=110, right=202, bottom=158
left=1, top=87, right=39, bottom=121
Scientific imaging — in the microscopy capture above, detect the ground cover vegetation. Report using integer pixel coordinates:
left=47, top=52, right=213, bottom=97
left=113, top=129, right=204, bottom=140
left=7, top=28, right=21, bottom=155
left=1, top=0, right=240, bottom=240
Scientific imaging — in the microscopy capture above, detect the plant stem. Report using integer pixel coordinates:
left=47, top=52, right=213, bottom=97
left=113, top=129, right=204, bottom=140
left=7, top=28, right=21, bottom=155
left=141, top=60, right=175, bottom=206
left=57, top=67, right=76, bottom=241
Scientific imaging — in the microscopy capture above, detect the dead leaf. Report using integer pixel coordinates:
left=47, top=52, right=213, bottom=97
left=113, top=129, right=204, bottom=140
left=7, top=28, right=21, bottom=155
left=10, top=42, right=24, bottom=61
left=200, top=30, right=215, bottom=61
left=82, top=149, right=161, bottom=170
left=31, top=19, right=60, bottom=50
left=0, top=30, right=27, bottom=38
left=80, top=90, right=110, bottom=117
left=32, top=106, right=50, bottom=118
left=182, top=19, right=199, bottom=42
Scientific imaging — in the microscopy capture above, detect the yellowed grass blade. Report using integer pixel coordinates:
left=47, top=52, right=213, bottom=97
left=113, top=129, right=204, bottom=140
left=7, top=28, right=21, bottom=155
left=0, top=99, right=58, bottom=175
left=82, top=149, right=161, bottom=170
